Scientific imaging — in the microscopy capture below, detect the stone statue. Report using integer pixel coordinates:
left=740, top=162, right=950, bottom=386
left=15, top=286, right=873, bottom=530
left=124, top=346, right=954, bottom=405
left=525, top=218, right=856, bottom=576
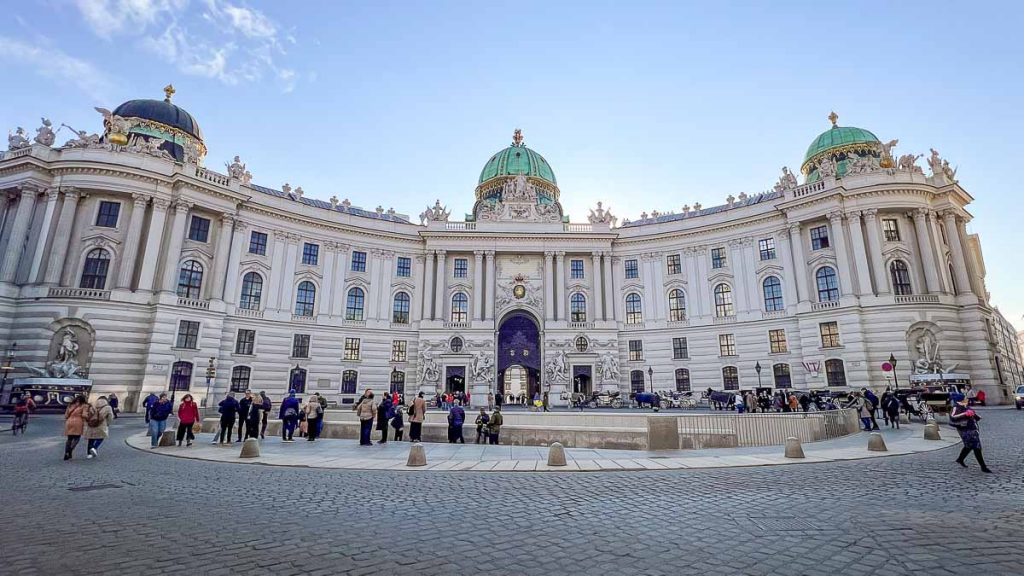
left=847, top=154, right=880, bottom=175
left=941, top=159, right=957, bottom=181
left=226, top=155, right=247, bottom=180
left=419, top=199, right=451, bottom=224
left=7, top=127, right=30, bottom=150
left=470, top=351, right=495, bottom=383
left=62, top=129, right=102, bottom=149
left=897, top=153, right=924, bottom=173
left=241, top=170, right=252, bottom=185
left=126, top=135, right=173, bottom=160
left=418, top=344, right=441, bottom=384
left=183, top=137, right=201, bottom=164
left=913, top=333, right=959, bottom=374
left=503, top=174, right=535, bottom=202
left=597, top=352, right=620, bottom=384
left=282, top=183, right=292, bottom=195
left=34, top=118, right=56, bottom=146
left=816, top=157, right=836, bottom=178
left=545, top=348, right=569, bottom=383
left=927, top=149, right=944, bottom=176
left=879, top=139, right=898, bottom=167
left=24, top=328, right=86, bottom=378
left=93, top=107, right=131, bottom=145
left=588, top=202, right=617, bottom=225
left=774, top=166, right=799, bottom=191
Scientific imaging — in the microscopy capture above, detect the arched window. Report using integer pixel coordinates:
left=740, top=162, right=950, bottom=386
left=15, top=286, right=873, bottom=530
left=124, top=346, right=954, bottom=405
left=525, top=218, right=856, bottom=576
left=390, top=370, right=406, bottom=394
left=668, top=289, right=686, bottom=321
left=825, top=359, right=846, bottom=387
left=289, top=366, right=307, bottom=393
left=625, top=293, right=643, bottom=324
left=674, top=368, right=691, bottom=392
left=176, top=260, right=204, bottom=299
left=230, top=366, right=251, bottom=392
left=392, top=291, right=410, bottom=324
left=816, top=266, right=839, bottom=302
left=239, top=272, right=263, bottom=310
left=890, top=260, right=912, bottom=295
left=570, top=292, right=587, bottom=322
left=722, top=366, right=739, bottom=390
left=772, top=363, right=792, bottom=389
left=345, top=287, right=364, bottom=320
left=295, top=281, right=316, bottom=316
left=762, top=276, right=784, bottom=312
left=451, top=292, right=468, bottom=323
left=79, top=248, right=110, bottom=289
left=714, top=284, right=734, bottom=317
left=341, top=369, right=358, bottom=394
left=630, top=370, right=646, bottom=394
left=170, top=361, right=193, bottom=391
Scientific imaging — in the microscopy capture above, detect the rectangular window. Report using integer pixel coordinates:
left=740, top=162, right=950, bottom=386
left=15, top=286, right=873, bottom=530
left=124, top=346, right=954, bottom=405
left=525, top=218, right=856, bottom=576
left=628, top=340, right=643, bottom=362
left=95, top=201, right=121, bottom=227
left=625, top=259, right=639, bottom=279
left=672, top=337, right=689, bottom=360
left=188, top=215, right=210, bottom=243
left=711, top=247, right=727, bottom=269
left=820, top=322, right=841, bottom=348
left=810, top=225, right=830, bottom=250
left=341, top=370, right=358, bottom=394
left=570, top=259, right=584, bottom=279
left=759, top=238, right=777, bottom=260
left=391, top=340, right=407, bottom=362
left=719, top=334, right=737, bottom=357
left=175, top=320, right=200, bottom=349
left=666, top=254, right=681, bottom=275
left=454, top=258, right=468, bottom=278
left=235, top=329, right=256, bottom=355
left=769, top=329, right=788, bottom=354
left=351, top=251, right=367, bottom=272
left=883, top=219, right=901, bottom=242
left=301, top=243, right=319, bottom=266
left=292, top=334, right=310, bottom=359
left=248, top=231, right=268, bottom=255
left=344, top=337, right=361, bottom=361
left=396, top=257, right=411, bottom=277
left=230, top=366, right=251, bottom=393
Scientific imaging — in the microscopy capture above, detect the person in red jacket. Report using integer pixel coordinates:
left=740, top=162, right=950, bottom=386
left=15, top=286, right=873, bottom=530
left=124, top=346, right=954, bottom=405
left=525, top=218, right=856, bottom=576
left=175, top=394, right=201, bottom=447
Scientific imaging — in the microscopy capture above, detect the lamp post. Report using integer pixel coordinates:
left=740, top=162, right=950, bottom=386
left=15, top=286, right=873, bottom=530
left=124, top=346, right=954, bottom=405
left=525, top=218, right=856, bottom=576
left=889, top=353, right=899, bottom=391
left=755, top=361, right=762, bottom=390
left=203, top=357, right=216, bottom=407
left=647, top=366, right=654, bottom=394
left=0, top=342, right=16, bottom=405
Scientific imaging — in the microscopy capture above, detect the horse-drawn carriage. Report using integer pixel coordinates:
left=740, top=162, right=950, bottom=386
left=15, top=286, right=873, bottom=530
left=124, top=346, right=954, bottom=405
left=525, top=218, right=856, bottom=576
left=587, top=390, right=624, bottom=409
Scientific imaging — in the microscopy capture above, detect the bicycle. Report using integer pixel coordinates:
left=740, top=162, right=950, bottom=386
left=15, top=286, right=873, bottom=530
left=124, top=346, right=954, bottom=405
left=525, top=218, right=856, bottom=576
left=12, top=411, right=28, bottom=435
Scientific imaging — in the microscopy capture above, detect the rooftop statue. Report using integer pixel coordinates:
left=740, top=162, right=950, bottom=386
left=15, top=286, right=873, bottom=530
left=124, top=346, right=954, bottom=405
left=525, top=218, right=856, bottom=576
left=34, top=118, right=56, bottom=147
left=512, top=128, right=524, bottom=146
left=93, top=107, right=130, bottom=145
left=879, top=139, right=898, bottom=168
left=588, top=201, right=617, bottom=226
left=61, top=126, right=102, bottom=149
left=816, top=157, right=836, bottom=178
left=847, top=154, right=880, bottom=175
left=773, top=166, right=799, bottom=192
left=226, top=155, right=247, bottom=180
left=927, top=148, right=957, bottom=181
left=8, top=127, right=30, bottom=150
left=420, top=199, right=450, bottom=224
left=897, top=153, right=924, bottom=173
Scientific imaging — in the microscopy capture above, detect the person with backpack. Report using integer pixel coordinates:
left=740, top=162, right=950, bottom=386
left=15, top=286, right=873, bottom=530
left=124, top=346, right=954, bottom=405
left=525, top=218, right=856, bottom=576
left=354, top=389, right=376, bottom=446
left=862, top=388, right=881, bottom=430
left=390, top=404, right=404, bottom=441
left=487, top=405, right=503, bottom=445
left=448, top=402, right=465, bottom=443
left=304, top=395, right=324, bottom=441
left=279, top=390, right=301, bottom=442
left=950, top=392, right=992, bottom=473
left=883, top=393, right=901, bottom=429
left=175, top=394, right=201, bottom=447
left=84, top=396, right=114, bottom=458
left=63, top=395, right=88, bottom=460
left=474, top=408, right=490, bottom=444
left=409, top=392, right=426, bottom=442
left=142, top=392, right=158, bottom=423
left=217, top=392, right=240, bottom=444
left=259, top=391, right=272, bottom=439
left=376, top=394, right=393, bottom=444
left=148, top=393, right=173, bottom=447
left=845, top=392, right=872, bottom=431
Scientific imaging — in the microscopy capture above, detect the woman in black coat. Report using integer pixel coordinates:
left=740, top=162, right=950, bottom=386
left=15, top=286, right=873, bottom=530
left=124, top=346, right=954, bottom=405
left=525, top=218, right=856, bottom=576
left=950, top=393, right=991, bottom=473
left=375, top=396, right=393, bottom=444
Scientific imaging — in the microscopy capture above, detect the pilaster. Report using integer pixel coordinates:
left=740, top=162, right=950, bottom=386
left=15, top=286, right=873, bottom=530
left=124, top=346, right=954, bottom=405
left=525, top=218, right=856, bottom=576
left=0, top=185, right=40, bottom=283
left=828, top=211, right=854, bottom=297
left=862, top=209, right=888, bottom=295
left=27, top=188, right=60, bottom=284
left=846, top=211, right=874, bottom=296
left=136, top=197, right=169, bottom=291
left=159, top=200, right=192, bottom=292
left=912, top=208, right=940, bottom=293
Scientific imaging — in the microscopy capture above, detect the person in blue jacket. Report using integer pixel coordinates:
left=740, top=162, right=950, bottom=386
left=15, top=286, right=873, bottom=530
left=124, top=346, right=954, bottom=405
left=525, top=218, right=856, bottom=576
left=279, top=390, right=301, bottom=442
left=217, top=392, right=240, bottom=444
left=148, top=393, right=173, bottom=447
left=142, top=392, right=158, bottom=423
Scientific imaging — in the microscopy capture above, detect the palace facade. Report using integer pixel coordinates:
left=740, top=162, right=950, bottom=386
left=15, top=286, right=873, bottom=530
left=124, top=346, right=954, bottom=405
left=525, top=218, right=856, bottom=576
left=1, top=90, right=1020, bottom=410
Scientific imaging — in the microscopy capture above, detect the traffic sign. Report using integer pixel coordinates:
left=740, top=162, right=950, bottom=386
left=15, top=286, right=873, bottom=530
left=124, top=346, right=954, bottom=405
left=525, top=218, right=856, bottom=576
left=881, top=362, right=893, bottom=372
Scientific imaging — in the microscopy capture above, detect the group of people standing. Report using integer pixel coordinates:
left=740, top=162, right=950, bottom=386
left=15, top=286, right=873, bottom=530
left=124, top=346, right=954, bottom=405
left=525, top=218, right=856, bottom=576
left=348, top=390, right=505, bottom=446
left=61, top=394, right=114, bottom=460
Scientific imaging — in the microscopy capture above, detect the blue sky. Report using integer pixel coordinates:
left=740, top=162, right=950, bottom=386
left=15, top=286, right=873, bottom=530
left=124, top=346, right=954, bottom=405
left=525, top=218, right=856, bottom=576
left=2, top=1, right=1022, bottom=329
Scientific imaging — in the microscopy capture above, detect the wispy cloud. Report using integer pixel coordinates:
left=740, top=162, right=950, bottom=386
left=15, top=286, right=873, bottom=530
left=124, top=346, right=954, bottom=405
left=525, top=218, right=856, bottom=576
left=0, top=35, right=114, bottom=101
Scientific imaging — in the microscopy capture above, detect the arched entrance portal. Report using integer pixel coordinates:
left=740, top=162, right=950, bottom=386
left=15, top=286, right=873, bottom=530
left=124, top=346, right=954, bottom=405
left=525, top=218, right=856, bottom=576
left=497, top=311, right=541, bottom=402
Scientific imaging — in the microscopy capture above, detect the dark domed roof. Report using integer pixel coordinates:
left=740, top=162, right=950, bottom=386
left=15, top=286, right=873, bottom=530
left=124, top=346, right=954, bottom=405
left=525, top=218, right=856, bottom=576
left=112, top=98, right=202, bottom=141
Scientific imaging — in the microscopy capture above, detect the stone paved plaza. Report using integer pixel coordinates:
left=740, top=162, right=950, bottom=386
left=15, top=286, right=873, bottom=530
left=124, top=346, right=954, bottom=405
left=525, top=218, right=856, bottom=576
left=2, top=409, right=1023, bottom=575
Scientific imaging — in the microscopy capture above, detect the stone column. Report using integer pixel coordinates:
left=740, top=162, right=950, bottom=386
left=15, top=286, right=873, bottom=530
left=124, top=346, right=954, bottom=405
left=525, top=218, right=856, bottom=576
left=684, top=248, right=702, bottom=316
left=602, top=251, right=614, bottom=321
left=222, top=219, right=248, bottom=304
left=27, top=188, right=60, bottom=284
left=742, top=240, right=759, bottom=311
left=846, top=211, right=874, bottom=296
left=206, top=213, right=234, bottom=299
left=912, top=208, right=940, bottom=293
left=651, top=251, right=666, bottom=319
left=544, top=251, right=555, bottom=321
left=422, top=251, right=435, bottom=320
left=485, top=250, right=496, bottom=321
left=862, top=209, right=888, bottom=295
left=777, top=229, right=798, bottom=308
left=411, top=254, right=425, bottom=321
left=376, top=250, right=393, bottom=319
left=113, top=194, right=150, bottom=290
left=473, top=250, right=484, bottom=321
left=433, top=250, right=447, bottom=322
left=611, top=256, right=624, bottom=322
left=318, top=242, right=335, bottom=316
left=160, top=201, right=192, bottom=292
left=44, top=188, right=82, bottom=285
left=942, top=210, right=972, bottom=295
left=265, top=232, right=287, bottom=308
left=280, top=236, right=300, bottom=312
left=592, top=251, right=603, bottom=321
left=0, top=186, right=39, bottom=283
left=136, top=198, right=169, bottom=291
left=929, top=213, right=952, bottom=293
left=555, top=252, right=566, bottom=320
left=728, top=241, right=749, bottom=311
left=330, top=245, right=349, bottom=316
left=787, top=224, right=809, bottom=303
left=696, top=248, right=711, bottom=313
left=828, top=212, right=854, bottom=296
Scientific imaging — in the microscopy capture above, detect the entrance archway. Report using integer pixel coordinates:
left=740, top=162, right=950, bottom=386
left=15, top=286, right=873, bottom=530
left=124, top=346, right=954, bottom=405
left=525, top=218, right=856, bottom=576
left=497, top=311, right=541, bottom=401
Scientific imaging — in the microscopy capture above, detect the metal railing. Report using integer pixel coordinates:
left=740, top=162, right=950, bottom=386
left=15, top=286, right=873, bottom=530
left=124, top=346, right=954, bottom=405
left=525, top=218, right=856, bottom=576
left=673, top=408, right=859, bottom=447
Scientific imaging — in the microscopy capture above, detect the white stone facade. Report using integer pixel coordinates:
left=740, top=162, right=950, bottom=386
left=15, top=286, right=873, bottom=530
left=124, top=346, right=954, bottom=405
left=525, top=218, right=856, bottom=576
left=0, top=120, right=1016, bottom=410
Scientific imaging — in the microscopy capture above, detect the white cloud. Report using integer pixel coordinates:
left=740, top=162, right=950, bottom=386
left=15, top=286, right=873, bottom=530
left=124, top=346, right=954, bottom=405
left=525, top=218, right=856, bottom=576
left=74, top=0, right=185, bottom=39
left=0, top=36, right=114, bottom=101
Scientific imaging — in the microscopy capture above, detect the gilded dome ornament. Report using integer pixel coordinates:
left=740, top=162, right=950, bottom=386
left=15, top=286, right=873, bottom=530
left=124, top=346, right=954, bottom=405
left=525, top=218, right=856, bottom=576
left=513, top=128, right=524, bottom=147
left=828, top=111, right=838, bottom=127
left=164, top=84, right=176, bottom=103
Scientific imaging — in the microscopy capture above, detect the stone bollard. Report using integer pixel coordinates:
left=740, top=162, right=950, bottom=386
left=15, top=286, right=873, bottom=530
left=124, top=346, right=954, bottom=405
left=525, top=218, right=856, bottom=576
left=239, top=438, right=260, bottom=458
left=923, top=423, right=941, bottom=441
left=784, top=436, right=804, bottom=459
left=406, top=443, right=427, bottom=467
left=867, top=432, right=887, bottom=452
left=158, top=430, right=176, bottom=447
left=547, top=442, right=567, bottom=466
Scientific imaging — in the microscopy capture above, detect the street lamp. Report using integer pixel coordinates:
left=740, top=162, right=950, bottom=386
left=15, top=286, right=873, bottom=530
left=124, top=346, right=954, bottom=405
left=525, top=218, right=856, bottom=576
left=755, top=361, right=762, bottom=390
left=203, top=357, right=216, bottom=407
left=0, top=342, right=16, bottom=405
left=889, top=353, right=899, bottom=391
left=647, top=366, right=654, bottom=394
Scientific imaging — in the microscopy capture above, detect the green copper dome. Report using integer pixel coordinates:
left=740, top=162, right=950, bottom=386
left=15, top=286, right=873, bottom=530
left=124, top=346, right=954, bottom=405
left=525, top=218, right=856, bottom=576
left=478, top=131, right=557, bottom=186
left=803, top=125, right=879, bottom=165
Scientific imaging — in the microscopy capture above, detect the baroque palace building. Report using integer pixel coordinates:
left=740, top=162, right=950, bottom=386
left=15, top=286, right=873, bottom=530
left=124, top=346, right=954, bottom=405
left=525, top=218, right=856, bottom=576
left=1, top=90, right=1021, bottom=410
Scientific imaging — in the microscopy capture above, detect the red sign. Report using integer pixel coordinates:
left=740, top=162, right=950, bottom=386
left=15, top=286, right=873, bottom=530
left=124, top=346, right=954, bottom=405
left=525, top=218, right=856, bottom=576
left=881, top=362, right=893, bottom=372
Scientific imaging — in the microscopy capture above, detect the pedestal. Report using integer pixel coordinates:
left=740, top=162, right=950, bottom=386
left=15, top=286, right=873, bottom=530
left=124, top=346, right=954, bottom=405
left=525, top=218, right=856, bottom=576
left=9, top=378, right=92, bottom=411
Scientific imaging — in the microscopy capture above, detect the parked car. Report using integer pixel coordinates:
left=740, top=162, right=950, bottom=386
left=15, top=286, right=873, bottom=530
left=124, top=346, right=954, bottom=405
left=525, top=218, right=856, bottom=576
left=1015, top=385, right=1024, bottom=410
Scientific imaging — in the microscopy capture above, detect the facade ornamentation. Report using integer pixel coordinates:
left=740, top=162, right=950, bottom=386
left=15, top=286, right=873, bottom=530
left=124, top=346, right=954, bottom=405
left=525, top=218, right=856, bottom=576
left=913, top=332, right=959, bottom=374
left=34, top=118, right=56, bottom=147
left=125, top=134, right=174, bottom=160
left=420, top=199, right=450, bottom=224
left=816, top=157, right=836, bottom=178
left=927, top=148, right=957, bottom=181
left=897, top=153, right=924, bottom=173
left=418, top=344, right=441, bottom=384
left=879, top=139, right=898, bottom=168
left=94, top=107, right=131, bottom=146
left=470, top=350, right=495, bottom=383
left=773, top=166, right=799, bottom=192
left=24, top=328, right=86, bottom=379
left=8, top=127, right=30, bottom=150
left=61, top=129, right=103, bottom=149
left=847, top=154, right=881, bottom=175
left=226, top=156, right=247, bottom=180
left=545, top=346, right=570, bottom=383
left=596, top=351, right=620, bottom=384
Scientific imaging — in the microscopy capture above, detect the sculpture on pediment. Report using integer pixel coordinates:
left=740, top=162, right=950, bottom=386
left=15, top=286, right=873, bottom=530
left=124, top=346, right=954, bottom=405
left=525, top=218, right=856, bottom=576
left=503, top=174, right=536, bottom=202
left=545, top=347, right=569, bottom=383
left=816, top=157, right=836, bottom=178
left=897, top=153, right=924, bottom=174
left=470, top=350, right=495, bottom=383
left=8, top=127, right=30, bottom=150
left=773, top=166, right=799, bottom=192
left=419, top=199, right=451, bottom=224
left=61, top=126, right=103, bottom=149
left=596, top=351, right=620, bottom=384
left=34, top=118, right=55, bottom=147
left=926, top=149, right=943, bottom=176
left=847, top=155, right=880, bottom=175
left=588, top=201, right=617, bottom=226
left=226, top=155, right=247, bottom=179
left=125, top=134, right=174, bottom=160
left=418, top=344, right=441, bottom=384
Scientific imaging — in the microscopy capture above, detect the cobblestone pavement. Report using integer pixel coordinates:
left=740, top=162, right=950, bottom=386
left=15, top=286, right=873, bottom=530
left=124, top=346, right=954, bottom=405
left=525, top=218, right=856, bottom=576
left=2, top=409, right=1022, bottom=576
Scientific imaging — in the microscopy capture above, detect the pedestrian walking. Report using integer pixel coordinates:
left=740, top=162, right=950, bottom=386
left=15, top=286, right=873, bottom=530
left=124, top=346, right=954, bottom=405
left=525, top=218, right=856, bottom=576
left=175, top=394, right=201, bottom=447
left=279, top=390, right=301, bottom=442
left=391, top=406, right=404, bottom=441
left=734, top=393, right=745, bottom=414
left=409, top=392, right=426, bottom=442
left=354, top=389, right=376, bottom=446
left=304, top=395, right=324, bottom=441
left=448, top=402, right=465, bottom=443
left=845, top=392, right=873, bottom=431
left=376, top=394, right=393, bottom=444
left=142, top=392, right=158, bottom=423
left=148, top=393, right=173, bottom=447
left=63, top=395, right=88, bottom=460
left=108, top=393, right=120, bottom=419
left=84, top=396, right=114, bottom=458
left=487, top=405, right=503, bottom=445
left=787, top=393, right=799, bottom=412
left=316, top=392, right=327, bottom=437
left=259, top=391, right=271, bottom=439
left=475, top=408, right=490, bottom=444
left=237, top=390, right=254, bottom=441
left=217, top=392, right=239, bottom=444
left=883, top=393, right=901, bottom=429
left=245, top=394, right=262, bottom=439
left=950, top=393, right=992, bottom=473
left=862, top=388, right=881, bottom=430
